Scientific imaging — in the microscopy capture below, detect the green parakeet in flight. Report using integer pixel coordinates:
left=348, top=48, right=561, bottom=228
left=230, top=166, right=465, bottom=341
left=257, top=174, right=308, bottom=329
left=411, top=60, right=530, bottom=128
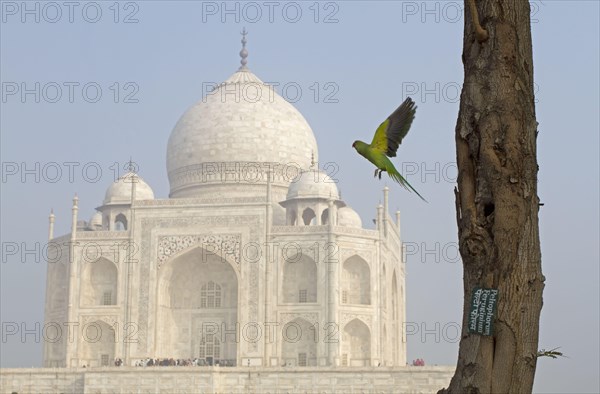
left=352, top=97, right=426, bottom=201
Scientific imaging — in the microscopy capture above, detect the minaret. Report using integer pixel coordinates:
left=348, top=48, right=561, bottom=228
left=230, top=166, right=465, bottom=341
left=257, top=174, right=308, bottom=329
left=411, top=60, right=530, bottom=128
left=383, top=186, right=389, bottom=237
left=239, top=28, right=248, bottom=70
left=376, top=203, right=384, bottom=236
left=70, top=194, right=78, bottom=240
left=65, top=193, right=79, bottom=364
left=395, top=210, right=401, bottom=240
left=48, top=209, right=55, bottom=241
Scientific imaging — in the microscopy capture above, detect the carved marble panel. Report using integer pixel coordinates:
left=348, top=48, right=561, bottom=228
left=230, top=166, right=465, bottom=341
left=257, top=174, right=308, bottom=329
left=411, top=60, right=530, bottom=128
left=340, top=313, right=372, bottom=329
left=156, top=234, right=241, bottom=269
left=279, top=312, right=319, bottom=326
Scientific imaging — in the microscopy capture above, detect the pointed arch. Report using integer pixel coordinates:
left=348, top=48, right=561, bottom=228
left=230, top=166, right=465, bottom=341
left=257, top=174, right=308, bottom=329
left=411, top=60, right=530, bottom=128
left=281, top=318, right=317, bottom=366
left=342, top=318, right=371, bottom=366
left=321, top=208, right=330, bottom=225
left=282, top=254, right=317, bottom=303
left=79, top=320, right=116, bottom=367
left=302, top=208, right=316, bottom=225
left=342, top=255, right=371, bottom=305
left=81, top=257, right=118, bottom=306
left=114, top=213, right=127, bottom=231
left=157, top=246, right=238, bottom=364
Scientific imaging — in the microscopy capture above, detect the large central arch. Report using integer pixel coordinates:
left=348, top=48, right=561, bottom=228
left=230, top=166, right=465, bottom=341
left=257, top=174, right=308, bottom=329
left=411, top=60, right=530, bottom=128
left=157, top=246, right=239, bottom=365
left=342, top=318, right=371, bottom=367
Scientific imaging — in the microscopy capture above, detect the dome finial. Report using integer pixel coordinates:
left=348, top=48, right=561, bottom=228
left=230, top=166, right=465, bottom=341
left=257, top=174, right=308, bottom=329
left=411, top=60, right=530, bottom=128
left=239, top=27, right=249, bottom=70
left=127, top=157, right=136, bottom=173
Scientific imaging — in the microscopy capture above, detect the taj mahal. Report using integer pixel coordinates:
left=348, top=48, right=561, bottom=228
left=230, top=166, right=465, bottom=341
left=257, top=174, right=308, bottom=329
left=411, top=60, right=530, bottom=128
left=1, top=35, right=454, bottom=393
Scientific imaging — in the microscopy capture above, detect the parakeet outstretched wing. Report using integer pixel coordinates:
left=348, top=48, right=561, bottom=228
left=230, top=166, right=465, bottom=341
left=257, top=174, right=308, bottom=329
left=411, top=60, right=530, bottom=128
left=370, top=97, right=417, bottom=157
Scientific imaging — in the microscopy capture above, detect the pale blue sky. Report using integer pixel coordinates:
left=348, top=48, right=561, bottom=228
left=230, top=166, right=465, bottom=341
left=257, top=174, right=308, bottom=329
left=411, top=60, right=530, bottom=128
left=1, top=1, right=598, bottom=392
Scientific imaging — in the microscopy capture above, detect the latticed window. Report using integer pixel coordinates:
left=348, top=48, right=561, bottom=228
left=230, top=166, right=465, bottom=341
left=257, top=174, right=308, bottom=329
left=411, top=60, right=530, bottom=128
left=200, top=281, right=222, bottom=308
left=341, top=354, right=348, bottom=366
left=101, top=354, right=109, bottom=366
left=298, top=289, right=307, bottom=303
left=102, top=291, right=112, bottom=305
left=298, top=353, right=307, bottom=366
left=199, top=334, right=221, bottom=360
left=342, top=290, right=348, bottom=304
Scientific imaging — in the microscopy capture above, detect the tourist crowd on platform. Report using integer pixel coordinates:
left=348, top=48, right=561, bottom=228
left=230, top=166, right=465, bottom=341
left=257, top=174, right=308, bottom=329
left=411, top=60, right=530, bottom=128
left=411, top=358, right=426, bottom=366
left=117, top=358, right=236, bottom=367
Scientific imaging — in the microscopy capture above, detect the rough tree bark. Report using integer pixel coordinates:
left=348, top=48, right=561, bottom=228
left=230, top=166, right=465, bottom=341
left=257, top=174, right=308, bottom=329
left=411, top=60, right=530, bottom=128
left=440, top=1, right=544, bottom=393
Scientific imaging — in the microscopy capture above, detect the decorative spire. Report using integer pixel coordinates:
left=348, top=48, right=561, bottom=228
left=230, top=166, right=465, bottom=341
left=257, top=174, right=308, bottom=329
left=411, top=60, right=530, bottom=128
left=48, top=209, right=55, bottom=241
left=127, top=157, right=136, bottom=173
left=239, top=28, right=249, bottom=70
left=71, top=193, right=79, bottom=238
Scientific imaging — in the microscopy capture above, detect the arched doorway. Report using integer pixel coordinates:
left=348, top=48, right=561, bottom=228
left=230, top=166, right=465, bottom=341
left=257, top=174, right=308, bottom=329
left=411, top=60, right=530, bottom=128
left=157, top=247, right=239, bottom=365
left=342, top=319, right=371, bottom=366
left=281, top=318, right=317, bottom=366
left=79, top=320, right=116, bottom=367
left=342, top=255, right=371, bottom=305
left=81, top=258, right=118, bottom=306
left=114, top=213, right=127, bottom=230
left=302, top=208, right=316, bottom=225
left=282, top=255, right=317, bottom=303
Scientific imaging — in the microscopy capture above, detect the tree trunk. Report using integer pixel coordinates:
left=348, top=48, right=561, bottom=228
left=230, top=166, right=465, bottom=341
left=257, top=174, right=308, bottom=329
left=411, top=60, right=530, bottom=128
left=440, top=1, right=544, bottom=393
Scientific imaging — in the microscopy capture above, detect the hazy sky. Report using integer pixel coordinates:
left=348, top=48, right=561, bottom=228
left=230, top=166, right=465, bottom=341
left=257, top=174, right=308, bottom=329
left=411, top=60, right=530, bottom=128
left=1, top=1, right=598, bottom=392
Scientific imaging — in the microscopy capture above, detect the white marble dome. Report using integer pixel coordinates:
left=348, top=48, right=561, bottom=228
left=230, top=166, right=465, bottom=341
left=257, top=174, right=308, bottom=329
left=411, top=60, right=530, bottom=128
left=166, top=67, right=318, bottom=198
left=337, top=206, right=363, bottom=228
left=286, top=169, right=339, bottom=200
left=103, top=172, right=155, bottom=205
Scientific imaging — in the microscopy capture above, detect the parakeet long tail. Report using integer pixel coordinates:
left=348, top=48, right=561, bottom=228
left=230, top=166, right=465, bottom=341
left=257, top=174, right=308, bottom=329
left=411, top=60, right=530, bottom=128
left=388, top=168, right=427, bottom=202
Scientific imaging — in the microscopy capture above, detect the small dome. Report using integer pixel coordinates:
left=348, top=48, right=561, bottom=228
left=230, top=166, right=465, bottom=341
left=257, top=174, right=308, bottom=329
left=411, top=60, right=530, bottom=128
left=338, top=207, right=363, bottom=228
left=103, top=172, right=154, bottom=205
left=286, top=169, right=339, bottom=201
left=88, top=212, right=103, bottom=228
